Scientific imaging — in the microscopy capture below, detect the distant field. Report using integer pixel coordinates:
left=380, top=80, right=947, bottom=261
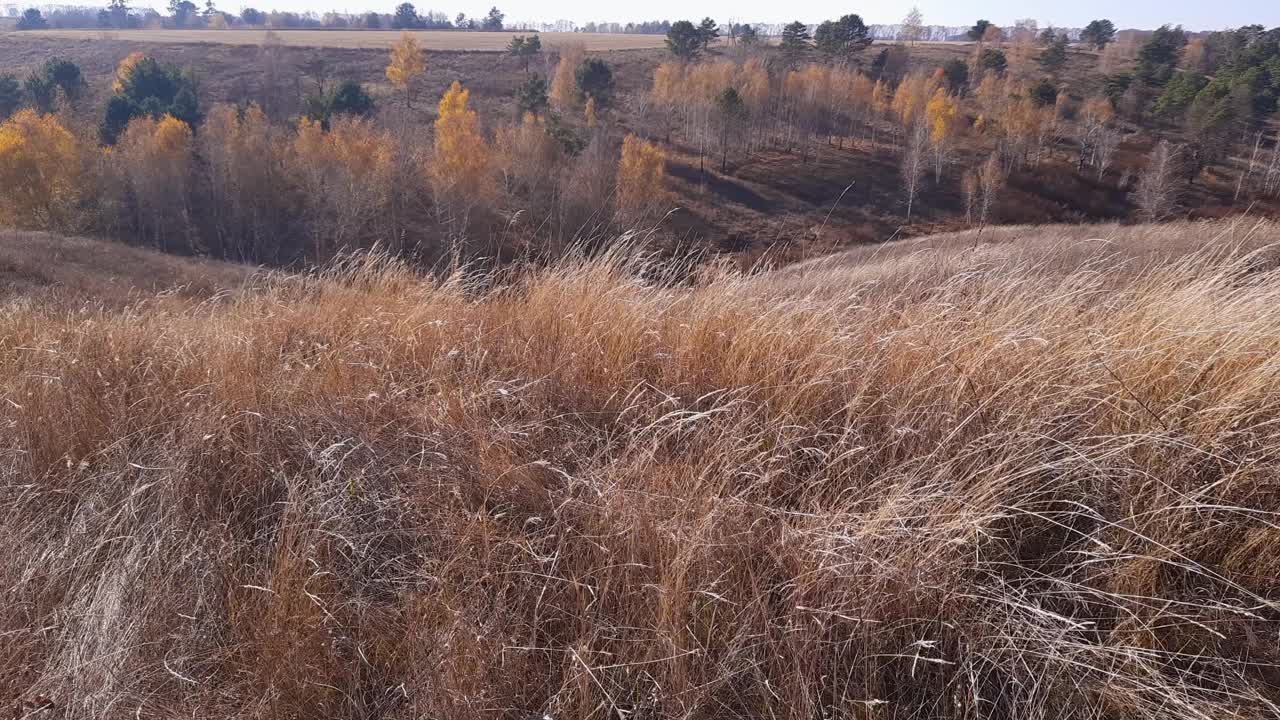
left=5, top=28, right=669, bottom=51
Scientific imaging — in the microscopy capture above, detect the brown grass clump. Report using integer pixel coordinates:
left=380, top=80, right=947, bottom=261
left=4, top=219, right=1280, bottom=719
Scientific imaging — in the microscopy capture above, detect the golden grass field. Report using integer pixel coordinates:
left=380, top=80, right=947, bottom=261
left=4, top=28, right=670, bottom=51
left=4, top=219, right=1280, bottom=719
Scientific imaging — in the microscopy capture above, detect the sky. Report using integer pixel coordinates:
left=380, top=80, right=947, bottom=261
left=115, top=0, right=1279, bottom=31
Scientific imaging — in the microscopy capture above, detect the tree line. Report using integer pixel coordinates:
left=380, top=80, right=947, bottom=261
left=10, top=2, right=510, bottom=31
left=0, top=40, right=671, bottom=266
left=650, top=16, right=1279, bottom=224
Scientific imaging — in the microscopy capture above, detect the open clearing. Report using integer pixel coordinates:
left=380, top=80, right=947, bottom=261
left=3, top=28, right=669, bottom=51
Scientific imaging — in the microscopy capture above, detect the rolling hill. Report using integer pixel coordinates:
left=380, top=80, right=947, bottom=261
left=2, top=220, right=1280, bottom=719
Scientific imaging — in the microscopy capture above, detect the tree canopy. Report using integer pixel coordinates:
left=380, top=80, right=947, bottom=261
left=666, top=21, right=702, bottom=61
left=814, top=14, right=872, bottom=61
left=1081, top=19, right=1116, bottom=50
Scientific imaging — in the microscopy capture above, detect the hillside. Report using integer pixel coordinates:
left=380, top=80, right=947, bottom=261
left=3, top=220, right=1280, bottom=719
left=0, top=229, right=256, bottom=303
left=10, top=32, right=1270, bottom=266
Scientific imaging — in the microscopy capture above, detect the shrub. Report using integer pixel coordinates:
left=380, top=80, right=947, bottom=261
left=979, top=48, right=1008, bottom=74
left=1030, top=79, right=1059, bottom=108
left=305, top=80, right=374, bottom=128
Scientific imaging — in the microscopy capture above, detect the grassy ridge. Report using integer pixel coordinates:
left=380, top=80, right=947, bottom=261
left=3, top=220, right=1280, bottom=718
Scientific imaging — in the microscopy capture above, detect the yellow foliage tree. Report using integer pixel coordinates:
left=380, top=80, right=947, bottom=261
left=651, top=62, right=683, bottom=105
left=549, top=42, right=585, bottom=112
left=585, top=95, right=597, bottom=128
left=386, top=32, right=427, bottom=108
left=113, top=51, right=146, bottom=93
left=0, top=109, right=86, bottom=230
left=615, top=134, right=667, bottom=224
left=925, top=88, right=959, bottom=180
left=871, top=79, right=889, bottom=115
left=891, top=73, right=930, bottom=130
left=431, top=80, right=493, bottom=214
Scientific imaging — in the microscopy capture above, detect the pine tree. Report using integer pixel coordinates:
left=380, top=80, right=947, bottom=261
left=697, top=17, right=720, bottom=51
left=1081, top=19, right=1116, bottom=51
left=780, top=21, right=812, bottom=61
left=814, top=14, right=871, bottom=62
left=665, top=20, right=702, bottom=61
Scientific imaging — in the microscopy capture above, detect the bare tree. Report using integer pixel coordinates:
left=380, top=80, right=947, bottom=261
left=1135, top=140, right=1184, bottom=222
left=1095, top=126, right=1122, bottom=181
left=977, top=153, right=1005, bottom=229
left=899, top=6, right=923, bottom=45
left=900, top=120, right=928, bottom=222
left=962, top=170, right=977, bottom=225
left=1236, top=132, right=1264, bottom=203
left=1263, top=140, right=1280, bottom=198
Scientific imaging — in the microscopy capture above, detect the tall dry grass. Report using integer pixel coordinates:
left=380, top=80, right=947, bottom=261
left=4, top=220, right=1280, bottom=719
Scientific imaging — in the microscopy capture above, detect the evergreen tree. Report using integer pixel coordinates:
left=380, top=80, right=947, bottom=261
left=780, top=21, right=812, bottom=59
left=697, top=17, right=719, bottom=51
left=967, top=19, right=992, bottom=42
left=0, top=75, right=20, bottom=122
left=575, top=58, right=614, bottom=106
left=482, top=6, right=504, bottom=31
left=515, top=75, right=547, bottom=115
left=392, top=3, right=420, bottom=29
left=1080, top=19, right=1116, bottom=50
left=666, top=21, right=703, bottom=61
left=1039, top=33, right=1068, bottom=73
left=814, top=14, right=872, bottom=61
left=16, top=8, right=48, bottom=30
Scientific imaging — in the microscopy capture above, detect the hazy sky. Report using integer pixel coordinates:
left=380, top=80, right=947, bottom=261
left=145, top=0, right=1277, bottom=31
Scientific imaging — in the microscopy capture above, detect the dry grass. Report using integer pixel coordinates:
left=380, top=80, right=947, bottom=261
left=5, top=29, right=668, bottom=51
left=0, top=229, right=256, bottom=305
left=4, top=219, right=1280, bottom=719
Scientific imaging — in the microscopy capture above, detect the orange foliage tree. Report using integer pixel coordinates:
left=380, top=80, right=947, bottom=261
left=290, top=115, right=396, bottom=258
left=112, top=114, right=195, bottom=250
left=549, top=42, right=586, bottom=112
left=615, top=134, right=667, bottom=225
